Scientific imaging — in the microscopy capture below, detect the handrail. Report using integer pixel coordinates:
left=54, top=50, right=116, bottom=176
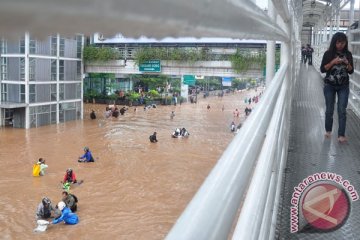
left=166, top=63, right=289, bottom=240
left=342, top=31, right=360, bottom=119
left=232, top=67, right=290, bottom=240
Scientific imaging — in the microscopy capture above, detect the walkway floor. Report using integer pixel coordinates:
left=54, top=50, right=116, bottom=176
left=276, top=64, right=360, bottom=239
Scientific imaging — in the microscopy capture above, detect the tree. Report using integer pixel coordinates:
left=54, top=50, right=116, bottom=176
left=232, top=78, right=247, bottom=90
left=132, top=74, right=170, bottom=91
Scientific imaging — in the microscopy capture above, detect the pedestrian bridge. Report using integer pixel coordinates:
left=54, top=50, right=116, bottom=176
left=2, top=0, right=360, bottom=239
left=85, top=60, right=262, bottom=78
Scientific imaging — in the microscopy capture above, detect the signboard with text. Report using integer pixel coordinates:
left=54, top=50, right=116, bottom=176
left=139, top=60, right=161, bottom=72
left=222, top=77, right=232, bottom=87
left=183, top=75, right=196, bottom=86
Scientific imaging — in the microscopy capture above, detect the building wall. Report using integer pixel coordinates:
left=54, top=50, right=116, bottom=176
left=7, top=84, right=21, bottom=102
left=34, top=58, right=52, bottom=81
left=0, top=33, right=84, bottom=128
left=13, top=107, right=25, bottom=128
left=7, top=58, right=21, bottom=81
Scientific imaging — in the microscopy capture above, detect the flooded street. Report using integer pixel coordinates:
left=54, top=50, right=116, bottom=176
left=0, top=90, right=258, bottom=239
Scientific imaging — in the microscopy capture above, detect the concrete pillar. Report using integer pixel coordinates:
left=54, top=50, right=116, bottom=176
left=266, top=0, right=276, bottom=86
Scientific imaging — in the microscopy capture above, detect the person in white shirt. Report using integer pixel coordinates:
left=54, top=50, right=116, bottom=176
left=37, top=158, right=48, bottom=176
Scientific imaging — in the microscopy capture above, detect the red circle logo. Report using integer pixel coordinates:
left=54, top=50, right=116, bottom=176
left=301, top=183, right=350, bottom=231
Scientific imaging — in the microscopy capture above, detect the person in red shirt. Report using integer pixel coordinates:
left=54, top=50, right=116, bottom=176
left=62, top=168, right=77, bottom=184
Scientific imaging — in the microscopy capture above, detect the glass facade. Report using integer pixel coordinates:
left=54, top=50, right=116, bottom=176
left=0, top=33, right=84, bottom=128
left=51, top=36, right=57, bottom=56
left=0, top=57, right=7, bottom=80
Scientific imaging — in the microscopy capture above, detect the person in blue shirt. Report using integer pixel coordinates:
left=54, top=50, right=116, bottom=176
left=78, top=147, right=94, bottom=162
left=51, top=201, right=79, bottom=225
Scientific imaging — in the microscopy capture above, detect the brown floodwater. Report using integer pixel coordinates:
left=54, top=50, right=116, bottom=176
left=0, top=89, right=259, bottom=239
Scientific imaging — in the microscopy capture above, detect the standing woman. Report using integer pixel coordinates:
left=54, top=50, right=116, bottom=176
left=320, top=32, right=354, bottom=143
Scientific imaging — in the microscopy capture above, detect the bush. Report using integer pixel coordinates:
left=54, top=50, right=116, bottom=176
left=83, top=45, right=120, bottom=63
left=84, top=89, right=101, bottom=99
left=148, top=89, right=160, bottom=98
left=107, top=93, right=118, bottom=100
left=162, top=96, right=173, bottom=105
left=171, top=87, right=181, bottom=94
left=127, top=92, right=141, bottom=102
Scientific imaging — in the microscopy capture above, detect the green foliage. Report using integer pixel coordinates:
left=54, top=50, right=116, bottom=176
left=133, top=74, right=170, bottom=90
left=83, top=45, right=120, bottom=63
left=275, top=50, right=280, bottom=65
left=88, top=73, right=115, bottom=79
left=127, top=92, right=141, bottom=102
left=170, top=78, right=181, bottom=90
left=162, top=96, right=173, bottom=105
left=249, top=78, right=257, bottom=87
left=208, top=78, right=221, bottom=88
left=195, top=77, right=222, bottom=91
left=84, top=45, right=278, bottom=74
left=134, top=47, right=211, bottom=65
left=195, top=78, right=206, bottom=86
left=107, top=93, right=118, bottom=100
left=84, top=89, right=101, bottom=99
left=172, top=87, right=181, bottom=94
left=148, top=89, right=160, bottom=98
left=230, top=50, right=266, bottom=74
left=232, top=78, right=247, bottom=90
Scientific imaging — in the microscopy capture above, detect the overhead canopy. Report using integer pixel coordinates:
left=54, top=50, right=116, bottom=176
left=302, top=0, right=331, bottom=27
left=0, top=0, right=288, bottom=41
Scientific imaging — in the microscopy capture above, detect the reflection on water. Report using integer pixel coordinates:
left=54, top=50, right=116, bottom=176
left=0, top=90, right=257, bottom=239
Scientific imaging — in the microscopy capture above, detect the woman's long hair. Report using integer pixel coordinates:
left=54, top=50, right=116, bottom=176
left=328, top=32, right=349, bottom=57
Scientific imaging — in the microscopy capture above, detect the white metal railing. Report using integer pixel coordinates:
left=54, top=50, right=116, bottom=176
left=343, top=30, right=360, bottom=118
left=0, top=0, right=354, bottom=238
left=0, top=0, right=298, bottom=238
left=232, top=65, right=290, bottom=240
left=165, top=0, right=297, bottom=239
left=166, top=62, right=291, bottom=239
